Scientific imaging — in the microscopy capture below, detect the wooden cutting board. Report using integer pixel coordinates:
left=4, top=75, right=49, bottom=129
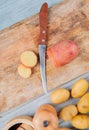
left=0, top=0, right=89, bottom=113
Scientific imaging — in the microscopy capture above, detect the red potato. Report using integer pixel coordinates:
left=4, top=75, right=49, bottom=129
left=18, top=64, right=32, bottom=78
left=47, top=40, right=79, bottom=67
left=20, top=51, right=37, bottom=68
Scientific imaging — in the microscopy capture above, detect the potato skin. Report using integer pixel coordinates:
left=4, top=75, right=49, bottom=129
left=59, top=105, right=78, bottom=121
left=71, top=79, right=89, bottom=98
left=47, top=40, right=79, bottom=67
left=77, top=92, right=89, bottom=113
left=72, top=115, right=89, bottom=129
left=50, top=88, right=70, bottom=104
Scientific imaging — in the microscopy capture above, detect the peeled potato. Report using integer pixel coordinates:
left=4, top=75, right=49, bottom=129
left=59, top=105, right=78, bottom=121
left=50, top=88, right=70, bottom=104
left=71, top=79, right=89, bottom=98
left=58, top=128, right=72, bottom=130
left=18, top=64, right=32, bottom=78
left=77, top=92, right=89, bottom=113
left=72, top=115, right=89, bottom=129
left=20, top=51, right=37, bottom=68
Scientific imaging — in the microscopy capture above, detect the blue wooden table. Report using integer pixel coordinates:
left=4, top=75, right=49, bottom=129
left=0, top=0, right=62, bottom=30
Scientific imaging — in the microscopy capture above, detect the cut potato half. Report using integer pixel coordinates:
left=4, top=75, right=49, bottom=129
left=20, top=51, right=37, bottom=68
left=18, top=64, right=32, bottom=78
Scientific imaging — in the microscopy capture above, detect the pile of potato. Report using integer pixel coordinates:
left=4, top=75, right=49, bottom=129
left=50, top=78, right=89, bottom=129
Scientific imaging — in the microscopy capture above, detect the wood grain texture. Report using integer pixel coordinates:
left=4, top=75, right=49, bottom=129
left=0, top=0, right=89, bottom=113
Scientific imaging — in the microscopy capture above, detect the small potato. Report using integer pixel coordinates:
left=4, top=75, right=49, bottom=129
left=77, top=92, right=89, bottom=113
left=58, top=128, right=72, bottom=130
left=71, top=78, right=89, bottom=98
left=72, top=115, right=89, bottom=129
left=59, top=105, right=78, bottom=121
left=50, top=88, right=70, bottom=104
left=18, top=64, right=32, bottom=78
left=20, top=51, right=37, bottom=68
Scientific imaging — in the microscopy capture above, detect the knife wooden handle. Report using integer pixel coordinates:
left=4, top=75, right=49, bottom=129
left=39, top=3, right=48, bottom=44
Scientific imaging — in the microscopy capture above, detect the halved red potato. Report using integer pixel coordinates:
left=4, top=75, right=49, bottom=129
left=47, top=40, right=79, bottom=67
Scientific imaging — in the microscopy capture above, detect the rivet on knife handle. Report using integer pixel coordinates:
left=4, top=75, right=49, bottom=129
left=39, top=3, right=48, bottom=94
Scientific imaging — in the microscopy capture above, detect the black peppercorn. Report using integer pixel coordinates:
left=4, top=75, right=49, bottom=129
left=43, top=120, right=49, bottom=127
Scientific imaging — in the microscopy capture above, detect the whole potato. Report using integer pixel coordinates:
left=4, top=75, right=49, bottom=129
left=58, top=128, right=72, bottom=130
left=72, top=115, right=89, bottom=129
left=59, top=105, right=78, bottom=121
left=77, top=92, right=89, bottom=113
left=50, top=88, right=70, bottom=104
left=71, top=79, right=89, bottom=98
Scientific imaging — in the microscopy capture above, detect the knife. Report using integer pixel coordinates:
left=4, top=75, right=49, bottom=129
left=39, top=3, right=48, bottom=94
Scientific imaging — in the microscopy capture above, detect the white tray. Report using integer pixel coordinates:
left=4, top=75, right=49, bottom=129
left=0, top=72, right=89, bottom=130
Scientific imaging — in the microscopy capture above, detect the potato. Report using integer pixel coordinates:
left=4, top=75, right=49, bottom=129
left=71, top=79, right=89, bottom=98
left=72, top=115, right=89, bottom=129
left=47, top=40, right=79, bottom=67
left=77, top=92, right=89, bottom=113
left=18, top=64, right=32, bottom=78
left=20, top=51, right=37, bottom=68
left=58, top=128, right=72, bottom=130
left=50, top=88, right=70, bottom=104
left=59, top=105, right=78, bottom=121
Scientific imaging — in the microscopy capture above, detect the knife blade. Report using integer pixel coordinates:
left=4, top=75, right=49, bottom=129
left=39, top=3, right=48, bottom=94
